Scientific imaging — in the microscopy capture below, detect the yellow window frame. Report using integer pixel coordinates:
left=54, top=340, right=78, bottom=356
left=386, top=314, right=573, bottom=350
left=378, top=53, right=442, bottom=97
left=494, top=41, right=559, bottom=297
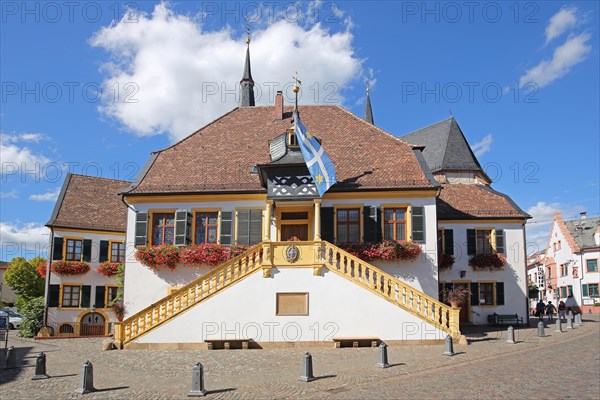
left=191, top=209, right=221, bottom=245
left=148, top=209, right=177, bottom=246
left=381, top=204, right=413, bottom=241
left=58, top=283, right=83, bottom=309
left=62, top=236, right=85, bottom=262
left=333, top=204, right=364, bottom=243
left=104, top=285, right=119, bottom=307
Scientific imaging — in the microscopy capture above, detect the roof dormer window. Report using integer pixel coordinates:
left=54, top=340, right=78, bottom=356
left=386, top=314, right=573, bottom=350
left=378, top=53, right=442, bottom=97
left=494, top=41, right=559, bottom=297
left=287, top=128, right=299, bottom=148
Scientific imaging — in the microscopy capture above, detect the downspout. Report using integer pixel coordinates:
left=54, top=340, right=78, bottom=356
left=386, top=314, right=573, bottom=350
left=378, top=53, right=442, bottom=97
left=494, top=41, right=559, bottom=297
left=43, top=228, right=54, bottom=327
left=523, top=221, right=529, bottom=325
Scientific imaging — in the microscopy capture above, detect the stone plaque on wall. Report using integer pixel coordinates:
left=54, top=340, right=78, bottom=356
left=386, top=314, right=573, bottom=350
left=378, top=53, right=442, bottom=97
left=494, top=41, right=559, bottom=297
left=276, top=292, right=309, bottom=316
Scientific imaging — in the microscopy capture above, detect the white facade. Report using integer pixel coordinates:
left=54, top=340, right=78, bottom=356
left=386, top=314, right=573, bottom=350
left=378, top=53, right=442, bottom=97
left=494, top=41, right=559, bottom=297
left=136, top=267, right=446, bottom=345
left=438, top=221, right=528, bottom=324
left=46, top=229, right=123, bottom=335
left=544, top=217, right=600, bottom=313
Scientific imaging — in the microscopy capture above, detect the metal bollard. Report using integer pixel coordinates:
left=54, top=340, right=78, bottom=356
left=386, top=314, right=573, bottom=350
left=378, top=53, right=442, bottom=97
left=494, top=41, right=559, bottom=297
left=578, top=313, right=584, bottom=326
left=555, top=319, right=562, bottom=333
left=74, top=361, right=96, bottom=394
left=188, top=362, right=208, bottom=397
left=299, top=352, right=315, bottom=382
left=442, top=335, right=455, bottom=356
left=376, top=342, right=390, bottom=368
left=537, top=320, right=546, bottom=337
left=506, top=326, right=516, bottom=344
left=32, top=352, right=50, bottom=380
left=574, top=313, right=581, bottom=326
left=3, top=346, right=17, bottom=370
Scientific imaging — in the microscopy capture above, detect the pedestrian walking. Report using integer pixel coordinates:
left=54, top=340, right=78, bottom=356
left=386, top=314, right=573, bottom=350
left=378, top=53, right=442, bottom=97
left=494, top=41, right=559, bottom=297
left=535, top=299, right=546, bottom=319
left=558, top=300, right=566, bottom=321
left=546, top=301, right=556, bottom=321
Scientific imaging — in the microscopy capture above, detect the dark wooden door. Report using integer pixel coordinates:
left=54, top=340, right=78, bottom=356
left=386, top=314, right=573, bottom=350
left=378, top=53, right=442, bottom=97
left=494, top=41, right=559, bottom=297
left=281, top=224, right=309, bottom=241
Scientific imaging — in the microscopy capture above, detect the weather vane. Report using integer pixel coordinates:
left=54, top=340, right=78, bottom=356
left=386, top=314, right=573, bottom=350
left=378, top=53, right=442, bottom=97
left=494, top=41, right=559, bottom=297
left=366, top=79, right=370, bottom=93
left=293, top=72, right=301, bottom=110
left=245, top=25, right=251, bottom=44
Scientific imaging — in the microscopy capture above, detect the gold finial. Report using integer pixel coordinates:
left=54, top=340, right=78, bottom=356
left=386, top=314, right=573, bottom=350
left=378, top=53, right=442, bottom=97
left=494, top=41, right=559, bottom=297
left=293, top=72, right=301, bottom=93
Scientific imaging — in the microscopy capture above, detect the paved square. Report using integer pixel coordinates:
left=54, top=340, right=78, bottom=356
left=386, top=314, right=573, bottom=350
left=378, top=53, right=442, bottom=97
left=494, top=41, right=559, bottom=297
left=1, top=317, right=599, bottom=399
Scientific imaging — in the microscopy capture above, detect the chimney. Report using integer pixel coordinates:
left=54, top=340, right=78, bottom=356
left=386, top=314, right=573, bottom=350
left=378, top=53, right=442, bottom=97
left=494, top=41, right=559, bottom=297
left=274, top=91, right=284, bottom=120
left=580, top=211, right=587, bottom=220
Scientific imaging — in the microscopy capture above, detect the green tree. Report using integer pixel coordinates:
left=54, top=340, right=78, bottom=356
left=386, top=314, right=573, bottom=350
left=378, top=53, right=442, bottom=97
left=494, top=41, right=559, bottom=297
left=17, top=296, right=45, bottom=338
left=3, top=257, right=45, bottom=300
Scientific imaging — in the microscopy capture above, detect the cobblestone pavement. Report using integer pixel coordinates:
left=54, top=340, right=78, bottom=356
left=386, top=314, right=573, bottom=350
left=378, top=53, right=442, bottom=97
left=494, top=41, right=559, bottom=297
left=1, top=316, right=599, bottom=399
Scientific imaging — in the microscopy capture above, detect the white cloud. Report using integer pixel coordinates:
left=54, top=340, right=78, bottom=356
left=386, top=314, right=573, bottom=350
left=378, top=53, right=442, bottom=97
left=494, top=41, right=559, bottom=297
left=0, top=132, right=50, bottom=176
left=0, top=189, right=19, bottom=199
left=545, top=6, right=578, bottom=44
left=0, top=222, right=50, bottom=260
left=525, top=201, right=585, bottom=254
left=29, top=187, right=61, bottom=202
left=90, top=2, right=363, bottom=141
left=519, top=32, right=592, bottom=88
left=471, top=134, right=493, bottom=157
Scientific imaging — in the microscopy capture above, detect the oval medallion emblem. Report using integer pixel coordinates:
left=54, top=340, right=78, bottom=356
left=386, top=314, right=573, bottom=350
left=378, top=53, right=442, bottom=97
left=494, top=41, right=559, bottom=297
left=284, top=244, right=300, bottom=263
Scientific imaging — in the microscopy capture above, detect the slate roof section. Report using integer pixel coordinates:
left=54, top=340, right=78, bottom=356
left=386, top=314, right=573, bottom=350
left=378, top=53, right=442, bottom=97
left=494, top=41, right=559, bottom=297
left=47, top=173, right=130, bottom=232
left=437, top=184, right=530, bottom=220
left=400, top=117, right=487, bottom=177
left=125, top=105, right=437, bottom=195
left=563, top=216, right=600, bottom=250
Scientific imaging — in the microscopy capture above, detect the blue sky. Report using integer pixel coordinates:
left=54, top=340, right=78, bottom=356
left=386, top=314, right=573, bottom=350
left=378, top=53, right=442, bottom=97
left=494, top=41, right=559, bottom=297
left=1, top=1, right=598, bottom=260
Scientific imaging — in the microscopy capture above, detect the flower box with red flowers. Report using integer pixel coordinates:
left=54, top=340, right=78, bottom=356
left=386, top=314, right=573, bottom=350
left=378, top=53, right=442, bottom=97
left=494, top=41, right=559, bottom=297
left=97, top=261, right=122, bottom=277
left=135, top=245, right=180, bottom=269
left=51, top=260, right=90, bottom=275
left=438, top=253, right=455, bottom=269
left=338, top=240, right=422, bottom=262
left=468, top=253, right=506, bottom=270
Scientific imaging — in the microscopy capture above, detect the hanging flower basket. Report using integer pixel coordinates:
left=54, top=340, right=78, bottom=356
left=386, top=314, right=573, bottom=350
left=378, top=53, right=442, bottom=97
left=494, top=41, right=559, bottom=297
left=338, top=240, right=422, bottom=262
left=97, top=261, right=122, bottom=277
left=51, top=260, right=90, bottom=275
left=135, top=245, right=180, bottom=269
left=468, top=253, right=506, bottom=270
left=438, top=253, right=455, bottom=269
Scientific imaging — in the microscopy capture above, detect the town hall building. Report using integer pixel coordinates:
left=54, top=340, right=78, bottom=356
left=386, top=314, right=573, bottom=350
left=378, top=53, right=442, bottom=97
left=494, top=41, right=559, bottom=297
left=44, top=39, right=530, bottom=348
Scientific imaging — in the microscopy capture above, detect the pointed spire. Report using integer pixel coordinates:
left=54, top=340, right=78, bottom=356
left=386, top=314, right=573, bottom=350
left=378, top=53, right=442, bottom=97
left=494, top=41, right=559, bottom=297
left=365, top=80, right=374, bottom=125
left=240, top=29, right=255, bottom=107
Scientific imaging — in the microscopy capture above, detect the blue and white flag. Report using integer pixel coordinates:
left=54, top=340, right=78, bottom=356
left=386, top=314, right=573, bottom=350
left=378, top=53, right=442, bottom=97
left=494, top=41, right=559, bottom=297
left=293, top=110, right=337, bottom=197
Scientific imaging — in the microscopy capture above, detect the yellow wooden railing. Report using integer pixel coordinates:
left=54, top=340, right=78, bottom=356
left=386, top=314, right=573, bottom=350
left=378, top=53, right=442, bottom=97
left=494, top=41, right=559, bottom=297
left=319, top=241, right=461, bottom=338
left=114, top=241, right=459, bottom=347
left=114, top=243, right=264, bottom=347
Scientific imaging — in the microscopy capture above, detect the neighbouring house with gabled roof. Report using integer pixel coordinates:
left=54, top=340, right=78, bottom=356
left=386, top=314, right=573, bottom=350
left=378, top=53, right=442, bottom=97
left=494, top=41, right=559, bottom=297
left=543, top=212, right=600, bottom=313
left=44, top=39, right=531, bottom=347
left=44, top=173, right=130, bottom=337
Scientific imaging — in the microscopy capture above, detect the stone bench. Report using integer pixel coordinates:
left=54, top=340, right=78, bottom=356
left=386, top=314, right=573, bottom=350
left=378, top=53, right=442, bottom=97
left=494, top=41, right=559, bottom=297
left=205, top=339, right=250, bottom=350
left=332, top=337, right=380, bottom=348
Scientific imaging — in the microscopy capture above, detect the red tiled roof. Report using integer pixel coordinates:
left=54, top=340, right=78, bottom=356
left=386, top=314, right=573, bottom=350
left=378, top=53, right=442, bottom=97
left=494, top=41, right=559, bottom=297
left=437, top=184, right=530, bottom=220
left=47, top=174, right=130, bottom=232
left=126, top=105, right=436, bottom=195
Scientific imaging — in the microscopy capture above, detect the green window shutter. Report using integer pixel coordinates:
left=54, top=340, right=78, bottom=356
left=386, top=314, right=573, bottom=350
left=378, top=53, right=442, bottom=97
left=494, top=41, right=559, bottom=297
left=470, top=282, right=479, bottom=306
left=363, top=206, right=379, bottom=243
left=467, top=229, right=476, bottom=256
left=80, top=285, right=91, bottom=308
left=174, top=210, right=191, bottom=246
left=320, top=207, right=335, bottom=242
left=95, top=286, right=106, bottom=308
left=582, top=284, right=588, bottom=297
left=48, top=285, right=60, bottom=307
left=496, top=282, right=505, bottom=305
left=237, top=210, right=250, bottom=245
left=495, top=229, right=505, bottom=254
left=135, top=211, right=149, bottom=247
left=52, top=237, right=64, bottom=260
left=99, top=241, right=109, bottom=262
left=444, top=229, right=454, bottom=255
left=411, top=206, right=425, bottom=242
left=82, top=239, right=92, bottom=262
left=220, top=211, right=233, bottom=246
left=249, top=209, right=263, bottom=245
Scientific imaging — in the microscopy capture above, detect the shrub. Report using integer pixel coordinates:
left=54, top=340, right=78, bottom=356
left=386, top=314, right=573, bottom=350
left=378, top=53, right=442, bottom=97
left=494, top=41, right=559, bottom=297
left=17, top=296, right=45, bottom=338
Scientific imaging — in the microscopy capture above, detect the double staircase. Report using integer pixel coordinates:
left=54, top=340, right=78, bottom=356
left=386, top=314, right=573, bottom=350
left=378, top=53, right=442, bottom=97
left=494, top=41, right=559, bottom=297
left=115, top=242, right=460, bottom=347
